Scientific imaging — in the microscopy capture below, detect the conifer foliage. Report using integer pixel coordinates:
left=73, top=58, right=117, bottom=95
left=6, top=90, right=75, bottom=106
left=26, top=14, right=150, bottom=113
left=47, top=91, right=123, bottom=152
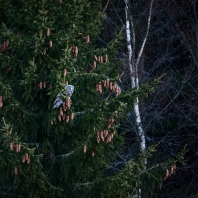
left=0, top=0, right=186, bottom=197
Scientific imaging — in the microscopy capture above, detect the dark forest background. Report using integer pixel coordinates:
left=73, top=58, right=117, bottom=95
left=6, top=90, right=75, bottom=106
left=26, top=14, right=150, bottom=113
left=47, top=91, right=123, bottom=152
left=102, top=0, right=198, bottom=197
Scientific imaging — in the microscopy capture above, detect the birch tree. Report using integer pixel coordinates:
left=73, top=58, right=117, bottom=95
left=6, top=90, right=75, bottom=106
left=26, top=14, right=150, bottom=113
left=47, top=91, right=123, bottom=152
left=124, top=1, right=154, bottom=197
left=124, top=0, right=154, bottom=163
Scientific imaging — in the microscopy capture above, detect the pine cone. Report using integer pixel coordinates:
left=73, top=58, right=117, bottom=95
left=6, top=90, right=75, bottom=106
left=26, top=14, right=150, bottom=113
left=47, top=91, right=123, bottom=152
left=43, top=49, right=46, bottom=55
left=70, top=113, right=74, bottom=120
left=63, top=69, right=67, bottom=76
left=66, top=116, right=69, bottom=123
left=60, top=107, right=63, bottom=116
left=27, top=156, right=30, bottom=164
left=92, top=61, right=96, bottom=69
left=85, top=35, right=90, bottom=43
left=104, top=80, right=107, bottom=87
left=25, top=153, right=29, bottom=161
left=109, top=82, right=113, bottom=90
left=49, top=40, right=52, bottom=48
left=22, top=155, right=26, bottom=163
left=14, top=167, right=18, bottom=175
left=15, top=144, right=19, bottom=153
left=10, top=142, right=13, bottom=151
left=94, top=55, right=98, bottom=61
left=104, top=54, right=108, bottom=62
left=58, top=114, right=62, bottom=121
left=83, top=145, right=87, bottom=153
left=39, top=82, right=42, bottom=89
left=46, top=28, right=50, bottom=36
left=18, top=144, right=21, bottom=152
left=43, top=81, right=46, bottom=88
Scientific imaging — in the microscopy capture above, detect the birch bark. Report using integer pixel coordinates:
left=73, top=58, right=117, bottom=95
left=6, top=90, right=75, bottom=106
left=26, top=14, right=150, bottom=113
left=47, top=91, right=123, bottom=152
left=124, top=0, right=154, bottom=196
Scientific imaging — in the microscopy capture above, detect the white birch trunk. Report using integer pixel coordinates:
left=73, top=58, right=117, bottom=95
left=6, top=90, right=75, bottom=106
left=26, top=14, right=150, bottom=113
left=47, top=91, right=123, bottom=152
left=124, top=0, right=146, bottom=159
left=124, top=0, right=154, bottom=197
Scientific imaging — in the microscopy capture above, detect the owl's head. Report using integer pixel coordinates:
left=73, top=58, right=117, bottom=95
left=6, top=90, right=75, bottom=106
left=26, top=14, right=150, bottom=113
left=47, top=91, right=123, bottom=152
left=65, top=85, right=74, bottom=92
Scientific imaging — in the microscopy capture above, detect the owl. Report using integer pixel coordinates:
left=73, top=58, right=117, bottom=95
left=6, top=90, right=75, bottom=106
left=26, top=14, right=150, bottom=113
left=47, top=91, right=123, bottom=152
left=53, top=85, right=74, bottom=109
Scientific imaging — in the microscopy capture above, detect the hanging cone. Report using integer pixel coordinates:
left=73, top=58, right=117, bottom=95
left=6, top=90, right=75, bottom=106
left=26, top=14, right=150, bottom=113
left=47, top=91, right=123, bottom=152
left=104, top=80, right=107, bottom=87
left=74, top=46, right=78, bottom=56
left=63, top=101, right=67, bottom=111
left=97, top=137, right=100, bottom=143
left=96, top=84, right=99, bottom=91
left=108, top=116, right=114, bottom=125
left=50, top=120, right=54, bottom=125
left=100, top=131, right=104, bottom=141
left=14, top=167, right=18, bottom=175
left=98, top=82, right=102, bottom=93
left=166, top=169, right=169, bottom=178
left=112, top=84, right=116, bottom=92
left=94, top=55, right=98, bottom=61
left=115, top=86, right=119, bottom=94
left=27, top=156, right=30, bottom=164
left=115, top=111, right=118, bottom=117
left=46, top=28, right=50, bottom=36
left=10, top=142, right=13, bottom=151
left=6, top=40, right=9, bottom=48
left=104, top=54, right=108, bottom=62
left=60, top=107, right=63, bottom=116
left=72, top=45, right=76, bottom=53
left=25, top=153, right=29, bottom=161
left=100, top=56, right=103, bottom=63
left=22, top=155, right=26, bottom=163
left=43, top=49, right=46, bottom=55
left=83, top=145, right=87, bottom=153
left=39, top=82, right=42, bottom=89
left=92, top=151, right=95, bottom=157
left=66, top=116, right=69, bottom=123
left=49, top=40, right=52, bottom=48
left=92, top=61, right=96, bottom=69
left=109, top=82, right=113, bottom=90
left=18, top=144, right=21, bottom=152
left=70, top=113, right=74, bottom=120
left=43, top=81, right=46, bottom=88
left=97, top=131, right=100, bottom=138
left=85, top=35, right=90, bottom=43
left=106, top=135, right=109, bottom=143
left=63, top=69, right=67, bottom=76
left=58, top=114, right=62, bottom=121
left=66, top=99, right=71, bottom=109
left=170, top=167, right=174, bottom=175
left=35, top=42, right=38, bottom=47
left=108, top=134, right=112, bottom=142
left=60, top=0, right=62, bottom=2
left=50, top=83, right=52, bottom=88
left=15, top=144, right=19, bottom=153
left=104, top=130, right=108, bottom=137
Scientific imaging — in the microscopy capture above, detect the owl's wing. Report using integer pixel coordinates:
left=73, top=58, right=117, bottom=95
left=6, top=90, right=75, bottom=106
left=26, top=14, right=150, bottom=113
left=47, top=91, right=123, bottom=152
left=53, top=97, right=63, bottom=109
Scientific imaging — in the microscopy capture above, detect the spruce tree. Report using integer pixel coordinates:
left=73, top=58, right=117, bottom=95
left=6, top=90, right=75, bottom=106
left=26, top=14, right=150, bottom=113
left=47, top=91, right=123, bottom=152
left=0, top=0, right=186, bottom=197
